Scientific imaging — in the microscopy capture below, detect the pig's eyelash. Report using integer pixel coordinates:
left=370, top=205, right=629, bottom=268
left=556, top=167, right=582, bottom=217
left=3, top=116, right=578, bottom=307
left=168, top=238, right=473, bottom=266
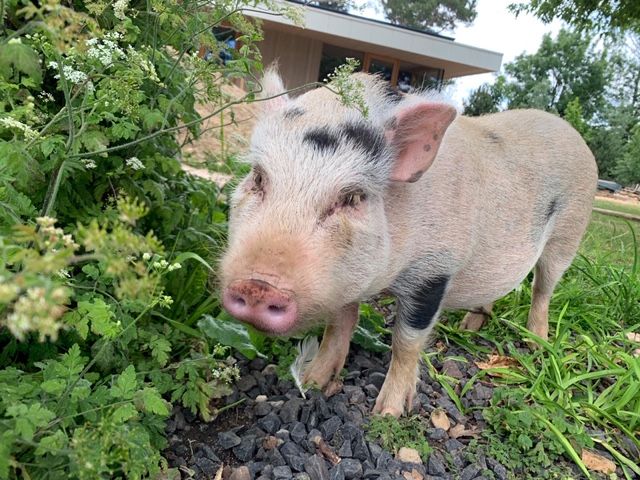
left=339, top=188, right=367, bottom=208
left=250, top=165, right=266, bottom=193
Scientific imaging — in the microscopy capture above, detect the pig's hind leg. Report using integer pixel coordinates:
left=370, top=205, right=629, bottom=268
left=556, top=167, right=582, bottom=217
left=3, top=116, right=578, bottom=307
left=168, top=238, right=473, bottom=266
left=459, top=304, right=493, bottom=331
left=303, top=303, right=359, bottom=393
left=373, top=276, right=448, bottom=417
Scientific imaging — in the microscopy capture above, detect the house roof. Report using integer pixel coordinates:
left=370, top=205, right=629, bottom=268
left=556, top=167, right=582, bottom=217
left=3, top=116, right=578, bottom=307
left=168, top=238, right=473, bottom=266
left=245, top=2, right=503, bottom=78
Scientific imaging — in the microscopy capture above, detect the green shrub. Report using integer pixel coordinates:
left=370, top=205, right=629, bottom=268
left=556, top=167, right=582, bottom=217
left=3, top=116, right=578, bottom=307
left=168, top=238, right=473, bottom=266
left=0, top=0, right=298, bottom=477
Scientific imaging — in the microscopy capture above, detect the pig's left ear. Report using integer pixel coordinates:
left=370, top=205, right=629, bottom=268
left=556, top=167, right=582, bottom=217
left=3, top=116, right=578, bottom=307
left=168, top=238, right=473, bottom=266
left=385, top=102, right=457, bottom=182
left=258, top=65, right=290, bottom=112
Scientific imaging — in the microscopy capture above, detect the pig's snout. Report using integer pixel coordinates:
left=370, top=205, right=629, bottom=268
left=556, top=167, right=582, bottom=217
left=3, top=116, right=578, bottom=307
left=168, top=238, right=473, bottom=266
left=223, top=279, right=298, bottom=334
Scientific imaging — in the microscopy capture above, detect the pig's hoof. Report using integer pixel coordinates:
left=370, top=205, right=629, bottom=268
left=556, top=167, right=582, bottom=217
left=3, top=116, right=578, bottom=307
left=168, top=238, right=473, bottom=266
left=371, top=402, right=403, bottom=417
left=459, top=311, right=487, bottom=331
left=323, top=379, right=343, bottom=398
left=372, top=388, right=413, bottom=418
left=302, top=364, right=335, bottom=391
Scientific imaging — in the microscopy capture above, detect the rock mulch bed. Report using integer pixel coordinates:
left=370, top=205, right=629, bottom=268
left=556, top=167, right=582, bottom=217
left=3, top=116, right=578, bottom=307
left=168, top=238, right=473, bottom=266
left=164, top=341, right=519, bottom=480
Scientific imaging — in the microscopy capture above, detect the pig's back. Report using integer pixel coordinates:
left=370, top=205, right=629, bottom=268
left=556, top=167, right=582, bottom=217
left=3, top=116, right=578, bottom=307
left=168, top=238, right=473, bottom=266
left=393, top=109, right=597, bottom=309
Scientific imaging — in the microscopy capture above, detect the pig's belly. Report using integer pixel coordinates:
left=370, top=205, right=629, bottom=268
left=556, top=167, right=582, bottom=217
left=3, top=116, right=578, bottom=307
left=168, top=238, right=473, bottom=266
left=441, top=244, right=541, bottom=309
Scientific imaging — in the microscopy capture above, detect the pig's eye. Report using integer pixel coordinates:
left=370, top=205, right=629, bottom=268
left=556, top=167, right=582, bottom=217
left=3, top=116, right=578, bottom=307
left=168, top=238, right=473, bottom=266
left=341, top=190, right=366, bottom=208
left=251, top=166, right=265, bottom=193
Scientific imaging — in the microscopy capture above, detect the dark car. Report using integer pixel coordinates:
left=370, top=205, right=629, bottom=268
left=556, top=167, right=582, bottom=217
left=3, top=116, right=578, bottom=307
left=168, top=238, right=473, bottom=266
left=597, top=179, right=622, bottom=193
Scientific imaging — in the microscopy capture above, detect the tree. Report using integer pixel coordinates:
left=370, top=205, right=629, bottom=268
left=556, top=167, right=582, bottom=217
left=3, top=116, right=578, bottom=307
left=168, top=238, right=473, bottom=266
left=308, top=0, right=352, bottom=13
left=509, top=0, right=640, bottom=34
left=563, top=97, right=591, bottom=141
left=613, top=125, right=640, bottom=185
left=381, top=0, right=477, bottom=32
left=463, top=81, right=504, bottom=116
left=501, top=29, right=609, bottom=119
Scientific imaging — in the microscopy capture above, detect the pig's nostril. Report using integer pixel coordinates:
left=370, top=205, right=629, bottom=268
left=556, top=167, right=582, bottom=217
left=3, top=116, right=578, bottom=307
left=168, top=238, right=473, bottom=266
left=268, top=304, right=287, bottom=314
left=232, top=295, right=246, bottom=307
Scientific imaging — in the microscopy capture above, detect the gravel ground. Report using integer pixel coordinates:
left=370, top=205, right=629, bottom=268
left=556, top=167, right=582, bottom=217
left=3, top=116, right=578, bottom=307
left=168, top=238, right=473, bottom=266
left=163, top=338, right=611, bottom=480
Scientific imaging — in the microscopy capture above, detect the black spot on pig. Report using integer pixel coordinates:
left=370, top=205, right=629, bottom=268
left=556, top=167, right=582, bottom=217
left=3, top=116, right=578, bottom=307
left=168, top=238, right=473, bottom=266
left=404, top=275, right=449, bottom=330
left=303, top=127, right=340, bottom=153
left=485, top=130, right=502, bottom=144
left=340, top=121, right=386, bottom=160
left=283, top=107, right=305, bottom=120
left=545, top=197, right=560, bottom=223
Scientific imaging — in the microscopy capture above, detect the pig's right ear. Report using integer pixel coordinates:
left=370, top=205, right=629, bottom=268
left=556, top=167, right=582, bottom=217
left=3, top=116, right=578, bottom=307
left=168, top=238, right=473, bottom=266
left=258, top=65, right=290, bottom=112
left=385, top=102, right=457, bottom=182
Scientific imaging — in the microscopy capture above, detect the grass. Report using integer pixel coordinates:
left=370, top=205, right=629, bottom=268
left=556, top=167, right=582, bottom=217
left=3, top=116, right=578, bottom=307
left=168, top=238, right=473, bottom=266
left=435, top=214, right=640, bottom=479
left=593, top=198, right=640, bottom=217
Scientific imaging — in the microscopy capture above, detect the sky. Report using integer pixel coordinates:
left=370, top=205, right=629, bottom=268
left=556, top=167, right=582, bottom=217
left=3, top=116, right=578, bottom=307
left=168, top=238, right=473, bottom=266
left=450, top=0, right=564, bottom=108
left=358, top=0, right=564, bottom=108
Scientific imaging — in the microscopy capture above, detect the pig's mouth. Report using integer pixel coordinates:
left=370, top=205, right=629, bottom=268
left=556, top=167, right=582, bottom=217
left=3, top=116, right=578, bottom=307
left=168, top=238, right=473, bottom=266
left=222, top=279, right=299, bottom=335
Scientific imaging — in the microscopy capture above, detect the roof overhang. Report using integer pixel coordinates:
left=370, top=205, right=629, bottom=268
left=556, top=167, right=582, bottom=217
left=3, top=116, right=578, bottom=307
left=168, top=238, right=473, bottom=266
left=245, top=3, right=503, bottom=78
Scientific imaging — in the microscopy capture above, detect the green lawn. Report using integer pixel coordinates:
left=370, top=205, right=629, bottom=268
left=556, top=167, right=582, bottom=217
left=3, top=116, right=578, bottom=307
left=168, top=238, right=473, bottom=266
left=593, top=198, right=640, bottom=217
left=436, top=212, right=640, bottom=478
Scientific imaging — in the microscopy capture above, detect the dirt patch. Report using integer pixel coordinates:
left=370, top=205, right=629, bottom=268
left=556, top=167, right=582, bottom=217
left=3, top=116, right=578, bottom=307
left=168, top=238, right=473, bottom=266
left=181, top=83, right=258, bottom=164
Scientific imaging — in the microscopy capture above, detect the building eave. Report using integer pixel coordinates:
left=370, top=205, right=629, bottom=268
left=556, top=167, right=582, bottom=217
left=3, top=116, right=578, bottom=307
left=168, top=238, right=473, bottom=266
left=245, top=3, right=503, bottom=78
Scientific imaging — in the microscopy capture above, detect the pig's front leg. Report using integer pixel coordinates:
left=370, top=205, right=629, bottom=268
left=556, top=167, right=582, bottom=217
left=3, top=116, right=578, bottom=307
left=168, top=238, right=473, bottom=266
left=303, top=303, right=359, bottom=393
left=373, top=276, right=447, bottom=417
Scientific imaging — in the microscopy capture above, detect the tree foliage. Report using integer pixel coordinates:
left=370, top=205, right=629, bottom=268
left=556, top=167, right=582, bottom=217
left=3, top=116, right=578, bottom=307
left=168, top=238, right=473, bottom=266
left=500, top=29, right=608, bottom=119
left=510, top=0, right=640, bottom=34
left=461, top=27, right=640, bottom=184
left=381, top=0, right=477, bottom=32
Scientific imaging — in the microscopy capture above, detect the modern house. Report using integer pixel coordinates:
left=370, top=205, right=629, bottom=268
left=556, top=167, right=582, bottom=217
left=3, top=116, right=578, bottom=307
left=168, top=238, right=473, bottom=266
left=242, top=2, right=503, bottom=93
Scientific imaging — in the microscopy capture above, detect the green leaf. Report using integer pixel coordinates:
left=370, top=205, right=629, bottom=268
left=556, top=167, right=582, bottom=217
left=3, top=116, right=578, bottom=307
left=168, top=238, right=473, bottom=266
left=78, top=298, right=119, bottom=338
left=41, top=379, right=66, bottom=395
left=112, top=403, right=138, bottom=423
left=149, top=336, right=171, bottom=367
left=198, top=313, right=263, bottom=360
left=136, top=388, right=170, bottom=416
left=79, top=130, right=109, bottom=154
left=6, top=403, right=56, bottom=442
left=0, top=434, right=11, bottom=480
left=34, top=430, right=67, bottom=456
left=110, top=365, right=138, bottom=400
left=0, top=42, right=42, bottom=84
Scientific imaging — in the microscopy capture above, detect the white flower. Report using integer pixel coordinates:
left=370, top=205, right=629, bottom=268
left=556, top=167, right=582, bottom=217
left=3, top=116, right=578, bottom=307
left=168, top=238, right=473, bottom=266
left=0, top=117, right=37, bottom=140
left=167, top=262, right=182, bottom=272
left=113, top=0, right=130, bottom=20
left=142, top=252, right=152, bottom=261
left=125, top=156, right=144, bottom=170
left=87, top=35, right=124, bottom=68
left=8, top=38, right=22, bottom=45
left=81, top=159, right=97, bottom=169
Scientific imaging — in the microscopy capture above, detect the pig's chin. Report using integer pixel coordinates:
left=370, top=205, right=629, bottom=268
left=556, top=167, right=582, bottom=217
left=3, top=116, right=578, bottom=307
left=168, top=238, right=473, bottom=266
left=239, top=315, right=299, bottom=336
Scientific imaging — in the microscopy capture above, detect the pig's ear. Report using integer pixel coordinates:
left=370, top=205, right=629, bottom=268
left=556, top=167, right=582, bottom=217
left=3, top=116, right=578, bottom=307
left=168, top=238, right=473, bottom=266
left=385, top=102, right=457, bottom=182
left=258, top=65, right=290, bottom=112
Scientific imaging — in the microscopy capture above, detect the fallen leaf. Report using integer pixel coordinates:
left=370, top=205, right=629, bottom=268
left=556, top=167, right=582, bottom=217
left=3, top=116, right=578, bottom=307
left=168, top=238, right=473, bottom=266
left=402, top=468, right=424, bottom=480
left=449, top=423, right=479, bottom=439
left=430, top=409, right=451, bottom=431
left=626, top=332, right=640, bottom=343
left=475, top=355, right=519, bottom=376
left=214, top=465, right=223, bottom=480
left=581, top=449, right=616, bottom=474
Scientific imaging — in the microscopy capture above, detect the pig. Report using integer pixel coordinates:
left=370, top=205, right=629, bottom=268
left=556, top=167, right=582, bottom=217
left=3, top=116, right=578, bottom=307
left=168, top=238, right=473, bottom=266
left=220, top=68, right=597, bottom=417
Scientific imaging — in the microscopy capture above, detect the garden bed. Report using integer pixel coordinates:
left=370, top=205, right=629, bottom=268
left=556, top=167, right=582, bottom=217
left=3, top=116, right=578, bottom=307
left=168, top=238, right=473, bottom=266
left=163, top=331, right=618, bottom=480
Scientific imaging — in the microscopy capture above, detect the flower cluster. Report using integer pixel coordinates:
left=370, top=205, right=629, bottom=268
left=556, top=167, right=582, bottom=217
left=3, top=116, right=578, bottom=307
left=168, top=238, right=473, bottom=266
left=5, top=286, right=70, bottom=341
left=113, top=0, right=130, bottom=20
left=37, top=216, right=79, bottom=250
left=126, top=157, right=144, bottom=170
left=47, top=61, right=94, bottom=91
left=86, top=33, right=125, bottom=68
left=151, top=259, right=182, bottom=272
left=0, top=116, right=38, bottom=140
